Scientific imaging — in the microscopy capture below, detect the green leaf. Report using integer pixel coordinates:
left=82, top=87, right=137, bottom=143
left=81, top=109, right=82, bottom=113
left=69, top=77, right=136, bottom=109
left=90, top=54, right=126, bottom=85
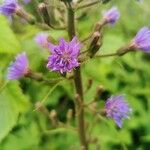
left=0, top=122, right=41, bottom=150
left=0, top=15, right=21, bottom=54
left=0, top=81, right=29, bottom=143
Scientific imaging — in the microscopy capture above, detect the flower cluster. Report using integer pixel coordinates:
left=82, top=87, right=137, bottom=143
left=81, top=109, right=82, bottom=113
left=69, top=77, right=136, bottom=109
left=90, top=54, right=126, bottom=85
left=7, top=52, right=29, bottom=80
left=47, top=37, right=81, bottom=73
left=0, top=0, right=18, bottom=18
left=5, top=3, right=150, bottom=130
left=102, top=6, right=120, bottom=25
left=34, top=32, right=49, bottom=49
left=131, top=27, right=150, bottom=52
left=105, top=95, right=132, bottom=128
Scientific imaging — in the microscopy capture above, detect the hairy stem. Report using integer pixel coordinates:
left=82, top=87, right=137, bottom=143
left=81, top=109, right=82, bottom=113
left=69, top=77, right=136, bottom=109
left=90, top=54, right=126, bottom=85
left=94, top=45, right=134, bottom=59
left=67, top=4, right=88, bottom=150
left=94, top=52, right=118, bottom=58
left=67, top=6, right=75, bottom=39
left=26, top=70, right=63, bottom=85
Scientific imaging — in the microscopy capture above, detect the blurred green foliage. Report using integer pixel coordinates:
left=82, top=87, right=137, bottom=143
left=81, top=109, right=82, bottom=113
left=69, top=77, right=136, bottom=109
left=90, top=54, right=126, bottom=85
left=0, top=0, right=150, bottom=149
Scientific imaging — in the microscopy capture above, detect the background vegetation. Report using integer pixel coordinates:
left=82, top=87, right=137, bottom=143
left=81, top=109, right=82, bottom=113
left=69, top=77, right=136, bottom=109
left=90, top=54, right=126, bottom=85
left=0, top=0, right=150, bottom=149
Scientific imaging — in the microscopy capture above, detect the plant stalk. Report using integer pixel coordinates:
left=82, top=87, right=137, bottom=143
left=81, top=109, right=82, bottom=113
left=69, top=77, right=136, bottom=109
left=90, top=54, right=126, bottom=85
left=67, top=4, right=88, bottom=150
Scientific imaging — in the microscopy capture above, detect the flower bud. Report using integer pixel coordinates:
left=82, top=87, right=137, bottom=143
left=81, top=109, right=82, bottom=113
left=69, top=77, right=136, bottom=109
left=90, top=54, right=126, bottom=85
left=38, top=3, right=51, bottom=26
left=102, top=6, right=120, bottom=25
left=34, top=32, right=49, bottom=49
left=0, top=0, right=17, bottom=18
left=49, top=109, right=58, bottom=127
left=88, top=32, right=102, bottom=57
left=15, top=7, right=35, bottom=24
left=105, top=95, right=132, bottom=128
left=131, top=27, right=150, bottom=53
left=7, top=52, right=29, bottom=80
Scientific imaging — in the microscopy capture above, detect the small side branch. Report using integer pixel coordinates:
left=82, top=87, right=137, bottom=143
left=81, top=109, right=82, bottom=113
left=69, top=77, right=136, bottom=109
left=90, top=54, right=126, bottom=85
left=93, top=45, right=135, bottom=59
left=35, top=23, right=66, bottom=30
left=94, top=52, right=119, bottom=58
left=79, top=45, right=135, bottom=63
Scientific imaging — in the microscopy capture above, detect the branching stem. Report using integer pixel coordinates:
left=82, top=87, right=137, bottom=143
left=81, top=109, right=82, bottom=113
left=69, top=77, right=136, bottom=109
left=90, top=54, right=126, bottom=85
left=67, top=3, right=88, bottom=150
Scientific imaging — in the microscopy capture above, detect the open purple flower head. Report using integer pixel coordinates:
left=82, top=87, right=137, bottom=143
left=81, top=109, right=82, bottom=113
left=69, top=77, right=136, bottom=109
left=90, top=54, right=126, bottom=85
left=102, top=6, right=120, bottom=25
left=105, top=95, right=132, bottom=128
left=7, top=52, right=29, bottom=80
left=0, top=0, right=18, bottom=17
left=47, top=36, right=81, bottom=73
left=132, top=27, right=150, bottom=52
left=34, top=32, right=49, bottom=49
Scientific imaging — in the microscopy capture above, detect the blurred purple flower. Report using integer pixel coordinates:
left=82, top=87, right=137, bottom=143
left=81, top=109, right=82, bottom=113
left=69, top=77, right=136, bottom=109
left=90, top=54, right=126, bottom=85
left=7, top=52, right=29, bottom=80
left=105, top=95, right=132, bottom=128
left=47, top=37, right=81, bottom=73
left=0, top=0, right=18, bottom=17
left=102, top=6, right=120, bottom=25
left=34, top=33, right=49, bottom=49
left=131, top=27, right=150, bottom=52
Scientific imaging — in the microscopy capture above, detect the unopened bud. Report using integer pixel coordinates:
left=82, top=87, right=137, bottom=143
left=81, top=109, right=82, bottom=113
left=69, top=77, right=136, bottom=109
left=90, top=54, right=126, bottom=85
left=90, top=32, right=101, bottom=46
left=50, top=109, right=57, bottom=120
left=72, top=0, right=78, bottom=5
left=35, top=102, right=49, bottom=116
left=49, top=109, right=58, bottom=126
left=38, top=3, right=51, bottom=26
left=38, top=3, right=46, bottom=11
left=88, top=32, right=102, bottom=57
left=15, top=7, right=35, bottom=24
left=90, top=43, right=101, bottom=58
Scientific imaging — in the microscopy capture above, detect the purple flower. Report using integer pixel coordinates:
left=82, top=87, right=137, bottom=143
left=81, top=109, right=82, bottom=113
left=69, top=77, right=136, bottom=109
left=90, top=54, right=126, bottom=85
left=0, top=0, right=18, bottom=17
left=34, top=33, right=49, bottom=49
left=47, top=37, right=81, bottom=73
left=7, top=52, right=29, bottom=80
left=102, top=6, right=120, bottom=25
left=131, top=27, right=150, bottom=52
left=105, top=95, right=132, bottom=128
